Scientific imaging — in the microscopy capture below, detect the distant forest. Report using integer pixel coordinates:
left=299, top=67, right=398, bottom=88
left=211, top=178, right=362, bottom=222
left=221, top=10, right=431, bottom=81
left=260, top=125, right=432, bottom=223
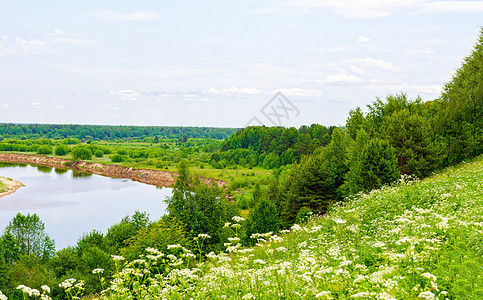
left=0, top=124, right=238, bottom=141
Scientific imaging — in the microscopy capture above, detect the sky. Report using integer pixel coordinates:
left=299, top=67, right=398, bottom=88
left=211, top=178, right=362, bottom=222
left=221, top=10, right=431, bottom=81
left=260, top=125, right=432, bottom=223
left=0, top=1, right=482, bottom=128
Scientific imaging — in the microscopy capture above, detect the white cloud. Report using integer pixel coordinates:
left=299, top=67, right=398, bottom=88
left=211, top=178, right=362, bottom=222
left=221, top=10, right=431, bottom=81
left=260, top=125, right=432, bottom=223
left=272, top=88, right=323, bottom=97
left=24, top=102, right=42, bottom=109
left=317, top=73, right=363, bottom=85
left=112, top=107, right=120, bottom=111
left=347, top=57, right=398, bottom=72
left=257, top=0, right=424, bottom=18
left=0, top=36, right=47, bottom=56
left=2, top=104, right=12, bottom=108
left=91, top=10, right=158, bottom=22
left=365, top=80, right=443, bottom=95
left=358, top=36, right=371, bottom=43
left=106, top=90, right=140, bottom=101
left=257, top=0, right=483, bottom=18
left=202, top=87, right=263, bottom=96
left=48, top=29, right=93, bottom=46
left=183, top=94, right=198, bottom=102
left=309, top=46, right=349, bottom=54
left=420, top=1, right=483, bottom=13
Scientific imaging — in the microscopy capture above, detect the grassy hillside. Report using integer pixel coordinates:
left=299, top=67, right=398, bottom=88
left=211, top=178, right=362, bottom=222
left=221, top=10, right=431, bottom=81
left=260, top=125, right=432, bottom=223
left=39, top=156, right=481, bottom=299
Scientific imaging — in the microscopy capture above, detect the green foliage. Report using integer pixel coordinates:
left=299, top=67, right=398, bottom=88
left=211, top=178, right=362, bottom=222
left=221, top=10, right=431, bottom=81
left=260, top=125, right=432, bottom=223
left=36, top=145, right=53, bottom=155
left=5, top=213, right=55, bottom=261
left=0, top=124, right=237, bottom=140
left=54, top=144, right=70, bottom=156
left=344, top=138, right=399, bottom=194
left=94, top=150, right=104, bottom=158
left=71, top=146, right=93, bottom=160
left=245, top=198, right=280, bottom=241
left=436, top=29, right=483, bottom=165
left=110, top=154, right=127, bottom=163
left=166, top=160, right=238, bottom=252
left=281, top=147, right=335, bottom=225
left=6, top=254, right=55, bottom=293
left=121, top=217, right=191, bottom=261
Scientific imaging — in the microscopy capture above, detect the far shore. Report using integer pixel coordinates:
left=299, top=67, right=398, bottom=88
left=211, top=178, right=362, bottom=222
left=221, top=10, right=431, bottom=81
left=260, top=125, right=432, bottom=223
left=0, top=176, right=24, bottom=198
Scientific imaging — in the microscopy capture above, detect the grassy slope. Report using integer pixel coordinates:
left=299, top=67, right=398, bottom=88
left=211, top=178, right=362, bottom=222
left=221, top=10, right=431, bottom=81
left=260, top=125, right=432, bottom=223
left=91, top=156, right=482, bottom=300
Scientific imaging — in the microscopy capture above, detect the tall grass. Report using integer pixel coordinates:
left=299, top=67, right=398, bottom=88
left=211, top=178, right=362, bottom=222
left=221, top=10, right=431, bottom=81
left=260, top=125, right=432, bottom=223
left=9, top=157, right=483, bottom=299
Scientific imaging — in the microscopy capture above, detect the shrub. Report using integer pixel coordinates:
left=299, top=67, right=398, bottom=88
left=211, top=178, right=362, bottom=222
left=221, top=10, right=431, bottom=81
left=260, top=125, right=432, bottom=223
left=111, top=154, right=127, bottom=163
left=71, top=146, right=93, bottom=160
left=36, top=145, right=53, bottom=155
left=94, top=150, right=104, bottom=158
left=55, top=144, right=70, bottom=156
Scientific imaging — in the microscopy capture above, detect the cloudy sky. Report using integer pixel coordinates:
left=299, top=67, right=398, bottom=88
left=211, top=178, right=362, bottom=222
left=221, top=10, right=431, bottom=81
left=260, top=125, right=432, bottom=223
left=0, top=1, right=482, bottom=128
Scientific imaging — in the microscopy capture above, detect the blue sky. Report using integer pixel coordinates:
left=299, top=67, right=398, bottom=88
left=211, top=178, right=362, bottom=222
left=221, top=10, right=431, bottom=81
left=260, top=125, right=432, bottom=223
left=0, top=1, right=482, bottom=128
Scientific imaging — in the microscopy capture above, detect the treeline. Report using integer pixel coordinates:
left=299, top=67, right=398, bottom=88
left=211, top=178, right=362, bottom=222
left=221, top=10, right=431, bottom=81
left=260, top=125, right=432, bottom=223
left=210, top=124, right=335, bottom=169
left=0, top=124, right=237, bottom=141
left=261, top=30, right=482, bottom=226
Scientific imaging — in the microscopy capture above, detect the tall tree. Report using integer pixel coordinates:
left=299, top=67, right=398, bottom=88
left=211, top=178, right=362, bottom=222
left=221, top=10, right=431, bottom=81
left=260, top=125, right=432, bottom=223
left=5, top=213, right=55, bottom=260
left=436, top=28, right=483, bottom=165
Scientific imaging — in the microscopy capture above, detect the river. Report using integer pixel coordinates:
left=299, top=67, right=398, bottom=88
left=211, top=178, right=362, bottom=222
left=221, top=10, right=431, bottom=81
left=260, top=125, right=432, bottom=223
left=0, top=162, right=171, bottom=249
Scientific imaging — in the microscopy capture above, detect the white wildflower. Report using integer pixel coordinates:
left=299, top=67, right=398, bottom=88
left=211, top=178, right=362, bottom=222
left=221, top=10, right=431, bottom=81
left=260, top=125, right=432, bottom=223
left=167, top=244, right=181, bottom=249
left=375, top=292, right=396, bottom=300
left=254, top=259, right=266, bottom=264
left=333, top=217, right=346, bottom=224
left=227, top=237, right=240, bottom=243
left=41, top=285, right=50, bottom=293
left=418, top=291, right=436, bottom=300
left=232, top=216, right=245, bottom=222
left=146, top=247, right=161, bottom=254
left=92, top=268, right=104, bottom=274
left=421, top=272, right=437, bottom=282
left=111, top=255, right=124, bottom=261
left=198, top=233, right=211, bottom=239
left=242, top=293, right=254, bottom=299
left=315, top=291, right=332, bottom=298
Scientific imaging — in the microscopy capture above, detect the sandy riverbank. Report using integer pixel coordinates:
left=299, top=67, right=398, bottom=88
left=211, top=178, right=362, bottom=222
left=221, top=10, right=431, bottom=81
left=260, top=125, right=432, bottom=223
left=0, top=153, right=227, bottom=188
left=0, top=176, right=24, bottom=198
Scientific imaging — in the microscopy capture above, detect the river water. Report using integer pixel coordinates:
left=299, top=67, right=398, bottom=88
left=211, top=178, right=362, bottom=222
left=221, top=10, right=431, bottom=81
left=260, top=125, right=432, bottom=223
left=0, top=162, right=171, bottom=249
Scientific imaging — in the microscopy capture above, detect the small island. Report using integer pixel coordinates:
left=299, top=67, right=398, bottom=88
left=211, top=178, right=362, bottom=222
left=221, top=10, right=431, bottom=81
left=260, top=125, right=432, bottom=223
left=0, top=176, right=24, bottom=198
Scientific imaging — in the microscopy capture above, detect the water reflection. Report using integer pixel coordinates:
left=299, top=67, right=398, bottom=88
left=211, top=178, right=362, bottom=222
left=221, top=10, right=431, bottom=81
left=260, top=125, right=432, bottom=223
left=0, top=162, right=170, bottom=249
left=36, top=165, right=53, bottom=173
left=54, top=168, right=69, bottom=175
left=72, top=171, right=93, bottom=178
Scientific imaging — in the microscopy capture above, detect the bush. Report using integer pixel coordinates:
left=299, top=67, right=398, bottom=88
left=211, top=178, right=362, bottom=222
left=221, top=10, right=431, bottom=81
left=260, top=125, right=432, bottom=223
left=54, top=144, right=70, bottom=156
left=36, top=145, right=53, bottom=155
left=71, top=146, right=93, bottom=160
left=94, top=150, right=104, bottom=158
left=111, top=154, right=127, bottom=163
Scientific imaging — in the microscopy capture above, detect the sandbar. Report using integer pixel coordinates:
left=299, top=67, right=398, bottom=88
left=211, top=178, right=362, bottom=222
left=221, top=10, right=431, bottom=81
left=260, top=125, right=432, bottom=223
left=0, top=176, right=24, bottom=198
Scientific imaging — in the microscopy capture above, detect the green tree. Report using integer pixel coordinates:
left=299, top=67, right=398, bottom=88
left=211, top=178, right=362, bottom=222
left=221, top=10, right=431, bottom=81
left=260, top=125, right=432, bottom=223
left=346, top=107, right=366, bottom=140
left=436, top=28, right=483, bottom=165
left=166, top=160, right=237, bottom=251
left=94, top=150, right=104, bottom=158
left=345, top=138, right=399, bottom=193
left=71, top=145, right=93, bottom=160
left=121, top=217, right=191, bottom=261
left=281, top=147, right=334, bottom=225
left=36, top=145, right=53, bottom=155
left=54, top=144, right=70, bottom=156
left=5, top=213, right=55, bottom=260
left=246, top=198, right=280, bottom=240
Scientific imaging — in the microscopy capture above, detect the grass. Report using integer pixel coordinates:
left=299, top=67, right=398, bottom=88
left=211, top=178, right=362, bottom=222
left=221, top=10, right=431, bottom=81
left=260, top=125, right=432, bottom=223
left=0, top=181, right=6, bottom=193
left=18, top=156, right=475, bottom=300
